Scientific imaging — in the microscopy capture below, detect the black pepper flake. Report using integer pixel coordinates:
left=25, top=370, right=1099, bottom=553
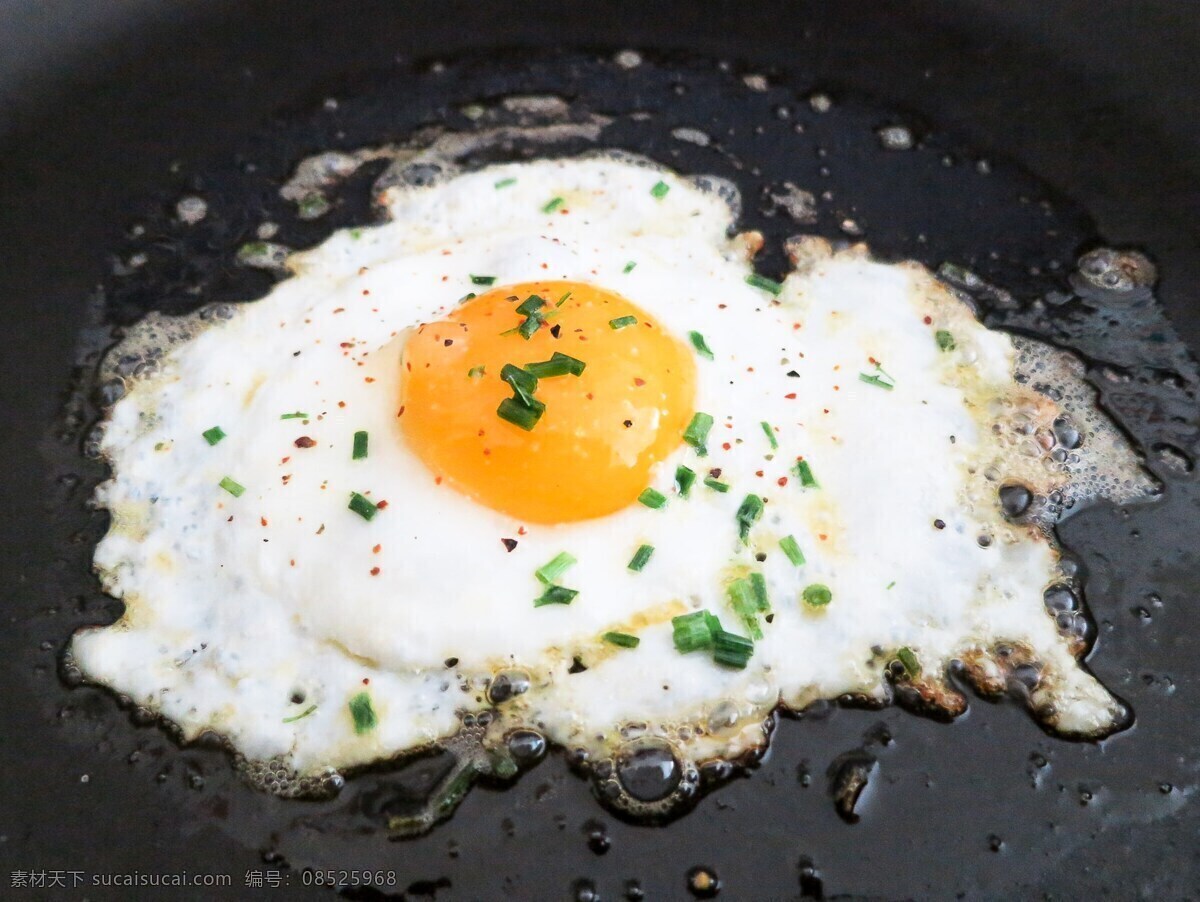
left=934, top=519, right=946, bottom=530
left=755, top=552, right=767, bottom=562
left=292, top=350, right=302, bottom=357
left=445, top=657, right=459, bottom=668
left=444, top=339, right=454, bottom=347
left=787, top=370, right=800, bottom=377
left=550, top=324, right=562, bottom=338
left=501, top=538, right=518, bottom=552
left=708, top=467, right=722, bottom=478
left=623, top=419, right=633, bottom=428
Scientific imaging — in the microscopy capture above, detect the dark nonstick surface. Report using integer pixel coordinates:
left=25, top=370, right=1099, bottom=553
left=2, top=3, right=1199, bottom=900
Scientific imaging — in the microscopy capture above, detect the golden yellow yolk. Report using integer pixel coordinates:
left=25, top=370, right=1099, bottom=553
left=399, top=281, right=697, bottom=523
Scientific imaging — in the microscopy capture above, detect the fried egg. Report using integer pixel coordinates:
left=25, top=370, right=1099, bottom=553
left=72, top=155, right=1154, bottom=815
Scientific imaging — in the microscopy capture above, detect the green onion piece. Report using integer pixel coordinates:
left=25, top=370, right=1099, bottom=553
left=802, top=583, right=833, bottom=608
left=497, top=396, right=545, bottom=431
left=627, top=544, right=655, bottom=572
left=936, top=330, right=956, bottom=351
left=352, top=430, right=369, bottom=460
left=280, top=411, right=309, bottom=420
left=760, top=421, right=778, bottom=449
left=745, top=273, right=783, bottom=295
left=500, top=363, right=539, bottom=406
left=780, top=535, right=805, bottom=566
left=282, top=704, right=318, bottom=724
left=515, top=294, right=545, bottom=316
left=348, top=492, right=378, bottom=521
left=603, top=631, right=640, bottom=648
left=650, top=180, right=670, bottom=199
left=638, top=487, right=667, bottom=509
left=683, top=411, right=714, bottom=456
left=735, top=494, right=764, bottom=543
left=609, top=315, right=638, bottom=330
left=704, top=475, right=730, bottom=493
left=726, top=578, right=764, bottom=639
left=536, top=551, right=577, bottom=585
left=348, top=691, right=378, bottom=735
left=674, top=465, right=696, bottom=498
left=886, top=580, right=897, bottom=590
left=494, top=177, right=517, bottom=189
left=859, top=372, right=895, bottom=391
left=557, top=290, right=572, bottom=307
left=793, top=459, right=819, bottom=488
left=672, top=610, right=716, bottom=653
left=458, top=292, right=477, bottom=304
left=750, top=572, right=770, bottom=612
left=219, top=476, right=245, bottom=497
left=623, top=261, right=637, bottom=274
left=349, top=228, right=363, bottom=240
left=688, top=331, right=714, bottom=360
left=517, top=313, right=544, bottom=339
left=468, top=365, right=486, bottom=379
left=712, top=629, right=754, bottom=668
left=470, top=274, right=497, bottom=286
left=542, top=196, right=565, bottom=213
left=525, top=351, right=586, bottom=378
left=202, top=426, right=226, bottom=446
left=897, top=646, right=921, bottom=677
left=534, top=585, right=578, bottom=607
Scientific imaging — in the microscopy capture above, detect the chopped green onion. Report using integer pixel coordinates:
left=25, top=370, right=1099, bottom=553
left=542, top=196, right=565, bottom=214
left=557, top=290, right=572, bottom=307
left=726, top=578, right=764, bottom=639
left=683, top=412, right=714, bottom=456
left=280, top=411, right=309, bottom=420
left=623, top=261, right=637, bottom=274
left=793, top=459, right=819, bottom=488
left=650, top=180, right=671, bottom=199
left=735, top=494, right=764, bottom=543
left=348, top=492, right=378, bottom=521
left=219, top=476, right=245, bottom=497
left=859, top=372, right=895, bottom=390
left=897, top=646, right=921, bottom=677
left=688, top=331, right=714, bottom=360
left=525, top=351, right=586, bottom=378
left=627, top=544, right=655, bottom=572
left=712, top=629, right=754, bottom=668
left=458, top=292, right=477, bottom=304
left=609, top=315, right=638, bottom=330
left=936, top=330, right=956, bottom=351
left=674, top=465, right=696, bottom=498
left=536, top=551, right=577, bottom=585
left=638, top=487, right=667, bottom=509
left=500, top=363, right=539, bottom=406
left=886, top=580, right=897, bottom=590
left=494, top=177, right=517, bottom=189
left=497, top=396, right=545, bottom=431
left=745, top=273, right=783, bottom=295
left=515, top=294, right=545, bottom=316
left=603, top=631, right=640, bottom=648
left=517, top=314, right=543, bottom=339
left=760, top=421, right=778, bottom=449
left=533, top=585, right=578, bottom=607
left=750, top=572, right=770, bottom=611
left=352, top=430, right=369, bottom=460
left=704, top=475, right=730, bottom=493
left=470, top=274, right=497, bottom=286
left=282, top=704, right=318, bottom=724
left=780, top=535, right=805, bottom=566
left=802, top=583, right=832, bottom=608
left=672, top=610, right=717, bottom=653
left=348, top=691, right=378, bottom=734
left=468, top=365, right=486, bottom=379
left=202, top=426, right=226, bottom=446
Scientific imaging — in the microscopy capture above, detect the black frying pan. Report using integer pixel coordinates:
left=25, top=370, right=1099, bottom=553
left=2, top=2, right=1199, bottom=898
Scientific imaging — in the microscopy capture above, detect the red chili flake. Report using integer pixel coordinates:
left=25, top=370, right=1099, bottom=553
left=281, top=456, right=291, bottom=464
left=709, top=467, right=722, bottom=478
left=333, top=307, right=345, bottom=313
left=362, top=677, right=370, bottom=685
left=290, top=559, right=296, bottom=567
left=370, top=567, right=380, bottom=576
left=362, top=289, right=370, bottom=296
left=294, top=436, right=316, bottom=448
left=823, top=408, right=830, bottom=414
left=372, top=544, right=381, bottom=554
left=777, top=476, right=788, bottom=487
left=340, top=341, right=354, bottom=348
left=338, top=401, right=346, bottom=408
left=281, top=475, right=291, bottom=484
left=722, top=442, right=732, bottom=451
left=441, top=275, right=448, bottom=282
left=755, top=470, right=764, bottom=477
left=517, top=526, right=527, bottom=535
left=585, top=392, right=594, bottom=400
left=501, top=538, right=518, bottom=552
left=834, top=385, right=840, bottom=391
left=376, top=500, right=388, bottom=509
left=785, top=393, right=797, bottom=399
left=397, top=406, right=406, bottom=416
left=260, top=517, right=269, bottom=527
left=541, top=262, right=549, bottom=268
left=633, top=377, right=645, bottom=387
left=718, top=303, right=727, bottom=309
left=483, top=448, right=491, bottom=456
left=793, top=323, right=801, bottom=330
left=868, top=356, right=878, bottom=365
left=435, top=476, right=443, bottom=485
left=923, top=315, right=932, bottom=325
left=819, top=534, right=828, bottom=541
left=364, top=377, right=376, bottom=383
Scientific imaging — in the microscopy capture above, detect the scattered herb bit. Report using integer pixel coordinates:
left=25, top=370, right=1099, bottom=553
left=603, top=631, right=640, bottom=648
left=280, top=411, right=309, bottom=420
left=470, top=274, right=497, bottom=286
left=542, top=196, right=565, bottom=214
left=218, top=476, right=245, bottom=497
left=638, top=487, right=668, bottom=509
left=750, top=572, right=771, bottom=611
left=760, top=421, right=778, bottom=449
left=793, top=459, right=819, bottom=488
left=802, top=583, right=833, bottom=608
left=458, top=292, right=477, bottom=304
left=745, top=273, right=783, bottom=295
left=497, top=395, right=545, bottom=431
left=533, top=585, right=578, bottom=607
left=780, top=535, right=805, bottom=566
left=859, top=363, right=896, bottom=391
left=703, top=475, right=730, bottom=493
left=536, top=551, right=577, bottom=585
left=688, top=331, right=714, bottom=360
left=494, top=177, right=517, bottom=189
left=349, top=228, right=363, bottom=240
left=726, top=578, right=765, bottom=639
left=886, top=580, right=897, bottom=590
left=936, top=330, right=956, bottom=351
left=627, top=544, right=655, bottom=572
left=712, top=629, right=754, bottom=668
left=672, top=610, right=717, bottom=653
left=674, top=465, right=696, bottom=498
left=501, top=363, right=539, bottom=406
left=282, top=704, right=318, bottom=724
left=683, top=412, right=714, bottom=456
left=352, top=430, right=369, bottom=460
left=525, top=351, right=586, bottom=378
left=609, top=315, right=638, bottom=330
left=897, top=646, right=921, bottom=677
left=557, top=290, right=572, bottom=307
left=202, top=426, right=226, bottom=446
left=623, top=261, right=637, bottom=274
left=348, top=692, right=378, bottom=735
left=468, top=365, right=486, bottom=379
left=735, top=494, right=764, bottom=543
left=650, top=180, right=671, bottom=199
left=348, top=492, right=378, bottom=521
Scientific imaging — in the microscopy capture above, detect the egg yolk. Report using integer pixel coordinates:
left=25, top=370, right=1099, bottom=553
left=399, top=281, right=697, bottom=523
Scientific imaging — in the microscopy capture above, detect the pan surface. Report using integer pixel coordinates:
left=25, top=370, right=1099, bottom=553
left=1, top=2, right=1198, bottom=899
